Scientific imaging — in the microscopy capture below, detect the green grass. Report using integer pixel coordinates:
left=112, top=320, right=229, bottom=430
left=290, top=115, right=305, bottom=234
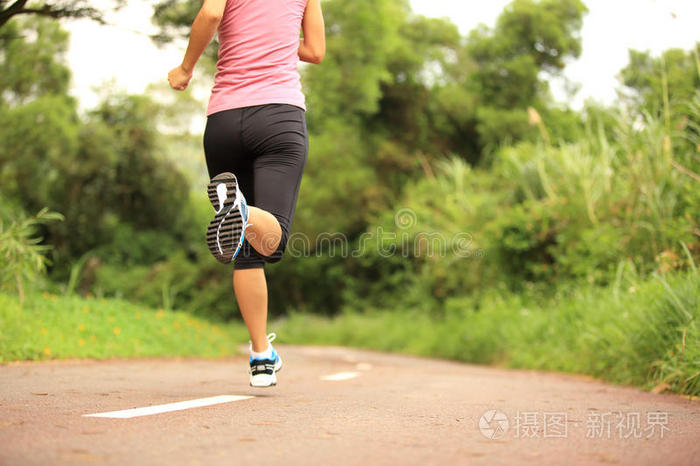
left=278, top=270, right=700, bottom=397
left=0, top=292, right=248, bottom=362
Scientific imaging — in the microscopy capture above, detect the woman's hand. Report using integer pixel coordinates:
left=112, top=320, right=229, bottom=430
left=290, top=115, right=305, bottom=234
left=168, top=65, right=193, bottom=91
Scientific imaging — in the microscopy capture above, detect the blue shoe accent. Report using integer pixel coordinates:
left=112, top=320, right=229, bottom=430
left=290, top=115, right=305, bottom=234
left=249, top=348, right=280, bottom=365
left=233, top=228, right=246, bottom=260
left=241, top=197, right=249, bottom=223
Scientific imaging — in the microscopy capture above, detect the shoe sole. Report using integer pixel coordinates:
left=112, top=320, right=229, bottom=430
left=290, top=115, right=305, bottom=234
left=206, top=173, right=244, bottom=264
left=250, top=357, right=283, bottom=388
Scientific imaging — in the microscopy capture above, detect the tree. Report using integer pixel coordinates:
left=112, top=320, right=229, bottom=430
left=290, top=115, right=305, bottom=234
left=151, top=0, right=199, bottom=43
left=0, top=19, right=80, bottom=220
left=371, top=14, right=461, bottom=150
left=621, top=45, right=700, bottom=116
left=0, top=0, right=124, bottom=28
left=0, top=17, right=71, bottom=106
left=302, top=0, right=409, bottom=131
left=0, top=18, right=191, bottom=263
left=150, top=0, right=218, bottom=69
left=436, top=0, right=588, bottom=160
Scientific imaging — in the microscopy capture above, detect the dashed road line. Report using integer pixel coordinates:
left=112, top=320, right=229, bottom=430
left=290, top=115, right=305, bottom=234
left=320, top=372, right=360, bottom=381
left=83, top=395, right=254, bottom=419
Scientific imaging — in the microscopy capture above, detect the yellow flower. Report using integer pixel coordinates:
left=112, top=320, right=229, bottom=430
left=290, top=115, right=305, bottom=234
left=83, top=306, right=90, bottom=314
left=79, top=339, right=86, bottom=346
left=113, top=327, right=121, bottom=335
left=43, top=348, right=51, bottom=355
left=41, top=328, right=47, bottom=335
left=79, top=324, right=86, bottom=331
left=156, top=309, right=165, bottom=319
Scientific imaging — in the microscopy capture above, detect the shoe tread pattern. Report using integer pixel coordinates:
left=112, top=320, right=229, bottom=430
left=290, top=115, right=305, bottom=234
left=206, top=173, right=243, bottom=264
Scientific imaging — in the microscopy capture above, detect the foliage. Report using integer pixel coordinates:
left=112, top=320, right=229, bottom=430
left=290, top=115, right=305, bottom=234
left=0, top=18, right=193, bottom=270
left=426, top=0, right=588, bottom=161
left=151, top=0, right=200, bottom=42
left=336, top=85, right=699, bottom=315
left=149, top=0, right=218, bottom=70
left=621, top=44, right=700, bottom=119
left=1, top=1, right=698, bottom=344
left=303, top=0, right=409, bottom=130
left=0, top=208, right=63, bottom=303
left=0, top=0, right=124, bottom=28
left=0, top=17, right=71, bottom=105
left=37, top=1, right=690, bottom=324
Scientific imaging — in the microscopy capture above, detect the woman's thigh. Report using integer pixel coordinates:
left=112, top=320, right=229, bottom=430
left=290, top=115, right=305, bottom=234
left=203, top=107, right=256, bottom=203
left=242, top=104, right=308, bottom=232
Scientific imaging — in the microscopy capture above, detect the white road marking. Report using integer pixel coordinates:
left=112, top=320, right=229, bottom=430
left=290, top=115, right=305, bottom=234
left=320, top=372, right=360, bottom=381
left=83, top=395, right=254, bottom=419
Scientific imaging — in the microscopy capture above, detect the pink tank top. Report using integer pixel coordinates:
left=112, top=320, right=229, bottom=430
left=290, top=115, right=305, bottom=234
left=207, top=0, right=307, bottom=116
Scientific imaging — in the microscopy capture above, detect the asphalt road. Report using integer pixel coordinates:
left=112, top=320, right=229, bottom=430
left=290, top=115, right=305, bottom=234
left=1, top=345, right=699, bottom=465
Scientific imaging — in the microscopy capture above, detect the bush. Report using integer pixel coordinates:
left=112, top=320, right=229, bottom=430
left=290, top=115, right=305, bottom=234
left=0, top=208, right=63, bottom=304
left=279, top=268, right=700, bottom=397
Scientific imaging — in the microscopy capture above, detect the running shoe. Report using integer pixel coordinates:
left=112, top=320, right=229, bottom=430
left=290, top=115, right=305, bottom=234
left=206, top=172, right=249, bottom=264
left=249, top=333, right=283, bottom=387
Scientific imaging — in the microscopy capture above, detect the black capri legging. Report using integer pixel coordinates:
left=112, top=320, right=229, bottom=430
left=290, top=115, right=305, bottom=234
left=203, top=104, right=308, bottom=270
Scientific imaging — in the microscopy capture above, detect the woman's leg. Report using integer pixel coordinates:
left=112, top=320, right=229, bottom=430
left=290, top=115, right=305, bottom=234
left=232, top=105, right=307, bottom=359
left=245, top=104, right=308, bottom=264
left=204, top=105, right=306, bottom=371
left=204, top=109, right=271, bottom=352
left=233, top=268, right=269, bottom=352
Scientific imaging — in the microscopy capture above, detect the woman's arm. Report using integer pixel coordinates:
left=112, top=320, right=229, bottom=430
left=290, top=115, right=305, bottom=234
left=298, top=0, right=325, bottom=64
left=168, top=0, right=227, bottom=91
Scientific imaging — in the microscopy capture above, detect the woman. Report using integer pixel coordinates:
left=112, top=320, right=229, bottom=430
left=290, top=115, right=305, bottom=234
left=168, top=0, right=325, bottom=387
